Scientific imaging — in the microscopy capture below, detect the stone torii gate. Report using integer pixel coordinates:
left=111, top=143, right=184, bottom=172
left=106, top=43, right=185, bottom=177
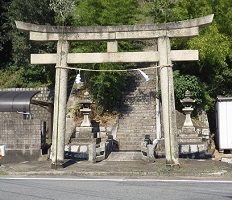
left=16, top=14, right=213, bottom=168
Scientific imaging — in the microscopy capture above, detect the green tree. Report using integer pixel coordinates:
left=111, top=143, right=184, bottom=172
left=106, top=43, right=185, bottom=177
left=175, top=0, right=232, bottom=112
left=140, top=0, right=180, bottom=23
left=74, top=0, right=139, bottom=26
left=6, top=0, right=56, bottom=66
left=141, top=0, right=232, bottom=133
left=0, top=0, right=11, bottom=66
left=148, top=1, right=231, bottom=106
left=0, top=0, right=56, bottom=87
left=71, top=0, right=140, bottom=113
left=173, top=70, right=206, bottom=112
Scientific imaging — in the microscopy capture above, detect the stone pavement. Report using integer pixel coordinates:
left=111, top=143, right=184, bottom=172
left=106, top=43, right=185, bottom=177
left=1, top=158, right=232, bottom=178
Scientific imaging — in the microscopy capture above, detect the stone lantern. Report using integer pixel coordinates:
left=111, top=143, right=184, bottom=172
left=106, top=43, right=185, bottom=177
left=66, top=90, right=99, bottom=161
left=79, top=91, right=92, bottom=127
left=180, top=90, right=195, bottom=127
left=178, top=90, right=208, bottom=157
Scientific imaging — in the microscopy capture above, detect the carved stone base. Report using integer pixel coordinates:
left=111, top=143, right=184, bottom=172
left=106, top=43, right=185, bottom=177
left=178, top=142, right=211, bottom=159
left=178, top=126, right=202, bottom=143
left=76, top=127, right=93, bottom=138
left=178, top=136, right=202, bottom=143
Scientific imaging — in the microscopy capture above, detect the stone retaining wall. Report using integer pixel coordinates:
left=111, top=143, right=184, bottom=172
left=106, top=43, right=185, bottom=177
left=0, top=119, right=42, bottom=163
left=0, top=87, right=53, bottom=163
left=0, top=87, right=53, bottom=139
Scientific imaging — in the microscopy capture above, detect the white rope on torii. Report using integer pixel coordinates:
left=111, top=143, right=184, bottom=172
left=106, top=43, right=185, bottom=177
left=55, top=64, right=173, bottom=83
left=55, top=64, right=173, bottom=71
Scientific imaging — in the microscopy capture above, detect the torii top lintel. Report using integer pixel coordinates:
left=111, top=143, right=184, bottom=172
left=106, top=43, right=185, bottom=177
left=15, top=14, right=214, bottom=41
left=15, top=14, right=213, bottom=64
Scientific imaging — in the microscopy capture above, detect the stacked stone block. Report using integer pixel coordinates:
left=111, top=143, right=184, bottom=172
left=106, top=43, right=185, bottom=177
left=0, top=119, right=41, bottom=162
left=0, top=119, right=41, bottom=150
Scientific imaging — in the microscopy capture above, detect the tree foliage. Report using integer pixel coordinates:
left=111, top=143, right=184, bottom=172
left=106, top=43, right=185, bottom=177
left=0, top=0, right=12, bottom=65
left=71, top=0, right=140, bottom=113
left=0, top=0, right=232, bottom=118
left=142, top=0, right=232, bottom=114
left=0, top=0, right=56, bottom=87
left=175, top=0, right=232, bottom=112
left=74, top=0, right=139, bottom=26
left=173, top=70, right=206, bottom=112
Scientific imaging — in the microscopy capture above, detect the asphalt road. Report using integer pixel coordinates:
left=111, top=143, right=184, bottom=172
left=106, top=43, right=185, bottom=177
left=0, top=177, right=232, bottom=200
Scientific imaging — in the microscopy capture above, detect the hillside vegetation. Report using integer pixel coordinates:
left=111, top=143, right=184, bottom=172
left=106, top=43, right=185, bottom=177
left=0, top=0, right=232, bottom=128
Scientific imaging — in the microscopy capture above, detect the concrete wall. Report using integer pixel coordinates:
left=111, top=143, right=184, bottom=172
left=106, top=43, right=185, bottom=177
left=0, top=119, right=41, bottom=163
left=0, top=87, right=53, bottom=139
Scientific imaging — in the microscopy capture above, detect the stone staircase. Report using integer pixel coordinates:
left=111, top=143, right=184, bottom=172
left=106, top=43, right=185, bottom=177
left=116, top=68, right=157, bottom=151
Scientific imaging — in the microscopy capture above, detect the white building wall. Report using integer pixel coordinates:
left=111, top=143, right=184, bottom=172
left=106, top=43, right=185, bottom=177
left=216, top=97, right=232, bottom=150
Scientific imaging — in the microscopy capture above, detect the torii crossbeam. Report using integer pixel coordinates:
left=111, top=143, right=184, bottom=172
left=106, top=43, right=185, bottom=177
left=16, top=14, right=213, bottom=168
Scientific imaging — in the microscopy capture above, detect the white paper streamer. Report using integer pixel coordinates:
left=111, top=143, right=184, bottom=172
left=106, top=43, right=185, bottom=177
left=75, top=70, right=81, bottom=84
left=138, top=69, right=149, bottom=81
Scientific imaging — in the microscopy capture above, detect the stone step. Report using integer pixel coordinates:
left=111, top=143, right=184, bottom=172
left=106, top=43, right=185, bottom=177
left=106, top=151, right=142, bottom=161
left=118, top=121, right=156, bottom=125
left=117, top=132, right=155, bottom=136
left=119, top=139, right=142, bottom=144
left=118, top=124, right=155, bottom=129
left=116, top=69, right=157, bottom=151
left=117, top=137, right=156, bottom=143
left=120, top=108, right=155, bottom=112
left=121, top=101, right=155, bottom=105
left=120, top=115, right=155, bottom=119
left=120, top=114, right=156, bottom=118
left=116, top=130, right=155, bottom=135
left=116, top=132, right=147, bottom=137
left=119, top=139, right=143, bottom=146
left=119, top=144, right=141, bottom=151
left=117, top=138, right=141, bottom=143
left=120, top=111, right=156, bottom=115
left=120, top=109, right=155, bottom=112
left=121, top=110, right=156, bottom=113
left=118, top=125, right=155, bottom=129
left=71, top=138, right=101, bottom=144
left=118, top=125, right=155, bottom=130
left=122, top=96, right=156, bottom=100
left=178, top=137, right=203, bottom=143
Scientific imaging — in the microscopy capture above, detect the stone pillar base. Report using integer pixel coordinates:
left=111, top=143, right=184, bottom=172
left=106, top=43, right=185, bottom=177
left=51, top=161, right=64, bottom=169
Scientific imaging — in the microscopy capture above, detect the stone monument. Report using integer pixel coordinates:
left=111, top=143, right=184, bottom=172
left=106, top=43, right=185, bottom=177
left=65, top=91, right=101, bottom=160
left=181, top=90, right=195, bottom=128
left=80, top=91, right=92, bottom=127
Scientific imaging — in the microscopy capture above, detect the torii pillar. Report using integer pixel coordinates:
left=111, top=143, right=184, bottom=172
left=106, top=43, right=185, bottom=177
left=158, top=36, right=179, bottom=166
left=51, top=40, right=69, bottom=168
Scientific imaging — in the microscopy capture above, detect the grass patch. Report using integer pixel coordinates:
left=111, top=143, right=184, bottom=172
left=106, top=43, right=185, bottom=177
left=132, top=169, right=144, bottom=173
left=0, top=169, right=8, bottom=175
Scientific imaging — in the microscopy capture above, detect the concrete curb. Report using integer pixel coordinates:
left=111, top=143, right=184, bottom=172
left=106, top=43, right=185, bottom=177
left=3, top=169, right=231, bottom=178
left=1, top=158, right=232, bottom=178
